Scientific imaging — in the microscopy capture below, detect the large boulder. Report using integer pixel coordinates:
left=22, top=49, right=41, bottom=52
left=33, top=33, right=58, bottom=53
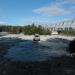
left=69, top=40, right=75, bottom=53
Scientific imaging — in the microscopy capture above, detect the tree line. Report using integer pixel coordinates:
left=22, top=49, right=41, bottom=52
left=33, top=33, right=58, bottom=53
left=0, top=24, right=51, bottom=35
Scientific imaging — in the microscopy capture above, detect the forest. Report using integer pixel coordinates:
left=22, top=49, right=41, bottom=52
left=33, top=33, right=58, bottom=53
left=0, top=24, right=51, bottom=35
left=0, top=23, right=75, bottom=35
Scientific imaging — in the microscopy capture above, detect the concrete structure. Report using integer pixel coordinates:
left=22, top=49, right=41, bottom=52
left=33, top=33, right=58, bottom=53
left=47, top=19, right=75, bottom=32
left=51, top=31, right=58, bottom=35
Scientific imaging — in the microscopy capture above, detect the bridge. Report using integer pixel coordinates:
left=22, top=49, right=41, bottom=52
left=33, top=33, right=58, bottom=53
left=47, top=19, right=75, bottom=32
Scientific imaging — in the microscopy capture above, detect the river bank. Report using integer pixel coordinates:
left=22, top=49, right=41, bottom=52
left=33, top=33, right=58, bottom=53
left=0, top=34, right=75, bottom=41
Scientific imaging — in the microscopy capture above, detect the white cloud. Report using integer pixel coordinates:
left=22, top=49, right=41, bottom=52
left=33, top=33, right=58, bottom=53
left=33, top=0, right=75, bottom=16
left=57, top=0, right=75, bottom=3
left=18, top=18, right=53, bottom=25
left=19, top=18, right=34, bottom=23
left=33, top=5, right=71, bottom=16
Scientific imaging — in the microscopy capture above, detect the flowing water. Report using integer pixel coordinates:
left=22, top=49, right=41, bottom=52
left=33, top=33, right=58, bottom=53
left=3, top=38, right=69, bottom=62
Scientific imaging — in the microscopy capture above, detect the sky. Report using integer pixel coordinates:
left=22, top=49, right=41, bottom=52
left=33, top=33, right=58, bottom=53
left=0, top=0, right=75, bottom=25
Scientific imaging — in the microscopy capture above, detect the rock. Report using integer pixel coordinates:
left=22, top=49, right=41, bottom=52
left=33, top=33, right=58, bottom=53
left=68, top=40, right=75, bottom=60
left=69, top=40, right=75, bottom=53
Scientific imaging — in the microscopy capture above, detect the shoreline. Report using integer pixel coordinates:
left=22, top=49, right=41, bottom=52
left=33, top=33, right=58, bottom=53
left=0, top=34, right=75, bottom=41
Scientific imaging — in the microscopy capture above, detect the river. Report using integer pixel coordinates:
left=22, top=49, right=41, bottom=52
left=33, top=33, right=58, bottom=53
left=3, top=38, right=69, bottom=62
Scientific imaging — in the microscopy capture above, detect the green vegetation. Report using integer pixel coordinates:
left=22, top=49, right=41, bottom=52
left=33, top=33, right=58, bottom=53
left=0, top=24, right=51, bottom=35
left=62, top=29, right=75, bottom=35
left=1, top=23, right=75, bottom=35
left=57, top=28, right=75, bottom=35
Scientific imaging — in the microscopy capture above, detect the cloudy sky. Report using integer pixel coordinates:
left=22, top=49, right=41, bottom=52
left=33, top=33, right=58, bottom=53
left=0, top=0, right=75, bottom=25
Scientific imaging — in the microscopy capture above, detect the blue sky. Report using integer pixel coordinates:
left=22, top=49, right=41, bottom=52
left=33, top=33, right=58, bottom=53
left=0, top=0, right=75, bottom=25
